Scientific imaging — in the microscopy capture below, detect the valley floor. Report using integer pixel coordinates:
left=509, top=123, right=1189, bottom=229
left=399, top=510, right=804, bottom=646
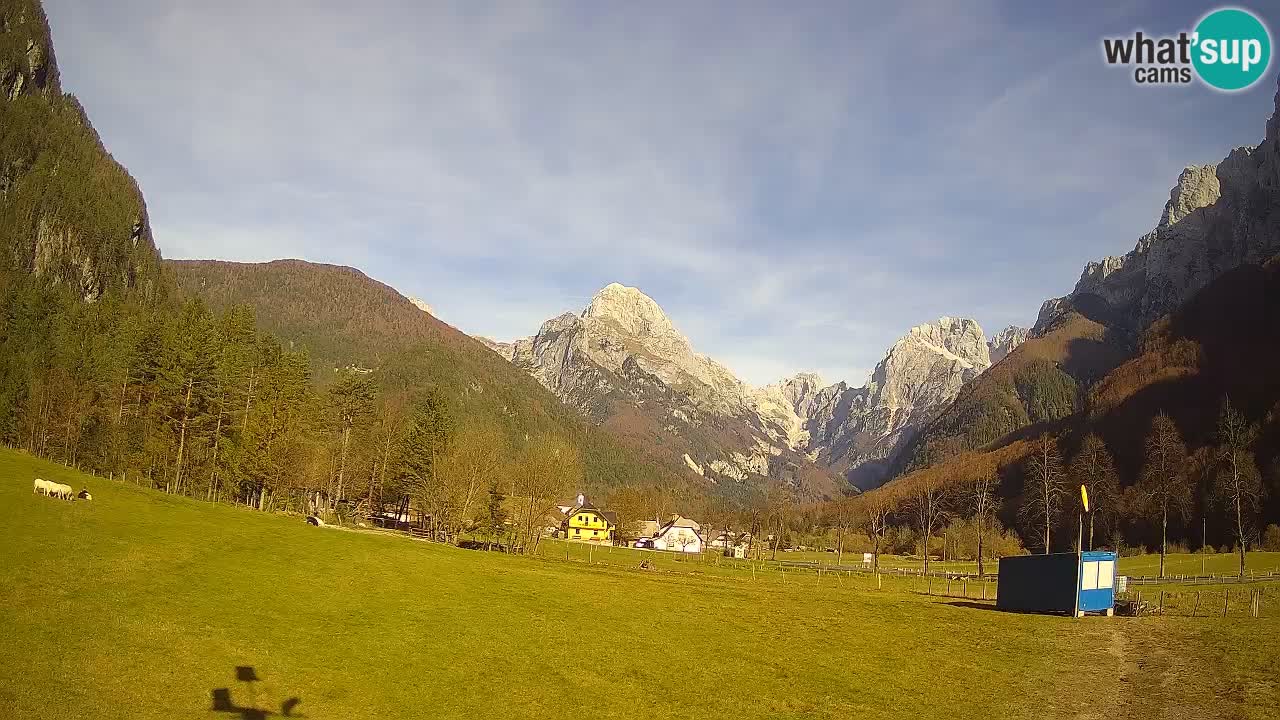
left=2, top=450, right=1277, bottom=720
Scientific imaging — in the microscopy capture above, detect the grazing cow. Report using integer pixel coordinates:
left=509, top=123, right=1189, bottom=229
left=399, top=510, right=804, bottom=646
left=77, top=488, right=92, bottom=501
left=54, top=483, right=73, bottom=500
left=33, top=478, right=51, bottom=495
left=305, top=515, right=325, bottom=527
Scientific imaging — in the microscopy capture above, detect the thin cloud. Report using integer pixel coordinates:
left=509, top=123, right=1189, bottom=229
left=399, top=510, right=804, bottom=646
left=44, top=0, right=1278, bottom=387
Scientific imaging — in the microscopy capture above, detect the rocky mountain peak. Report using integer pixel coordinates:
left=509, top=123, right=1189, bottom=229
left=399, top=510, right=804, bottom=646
left=1034, top=74, right=1280, bottom=336
left=1158, top=164, right=1220, bottom=228
left=988, top=325, right=1029, bottom=363
left=582, top=283, right=679, bottom=340
left=778, top=372, right=824, bottom=407
left=899, top=316, right=989, bottom=369
left=752, top=371, right=826, bottom=420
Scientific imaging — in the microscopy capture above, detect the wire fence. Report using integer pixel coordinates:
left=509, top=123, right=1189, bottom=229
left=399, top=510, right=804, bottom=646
left=1122, top=569, right=1280, bottom=586
left=528, top=541, right=1276, bottom=619
left=777, top=559, right=995, bottom=579
left=1117, top=587, right=1269, bottom=618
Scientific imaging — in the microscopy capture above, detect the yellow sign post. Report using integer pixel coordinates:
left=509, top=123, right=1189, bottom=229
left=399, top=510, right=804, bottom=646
left=1075, top=484, right=1089, bottom=617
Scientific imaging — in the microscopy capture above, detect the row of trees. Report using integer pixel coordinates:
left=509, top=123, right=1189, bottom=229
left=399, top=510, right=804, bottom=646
left=819, top=465, right=1016, bottom=577
left=1016, top=398, right=1268, bottom=577
left=0, top=276, right=586, bottom=553
left=727, top=395, right=1273, bottom=580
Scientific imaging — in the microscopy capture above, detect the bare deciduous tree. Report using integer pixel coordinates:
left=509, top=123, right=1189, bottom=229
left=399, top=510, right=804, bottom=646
left=908, top=476, right=948, bottom=574
left=1068, top=433, right=1120, bottom=551
left=436, top=422, right=509, bottom=540
left=1136, top=412, right=1193, bottom=578
left=968, top=470, right=998, bottom=576
left=825, top=497, right=859, bottom=566
left=511, top=434, right=581, bottom=554
left=1213, top=397, right=1265, bottom=578
left=860, top=489, right=896, bottom=573
left=1020, top=434, right=1066, bottom=554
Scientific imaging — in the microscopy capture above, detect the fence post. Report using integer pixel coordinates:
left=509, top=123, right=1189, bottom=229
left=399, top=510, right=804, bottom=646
left=1193, top=591, right=1201, bottom=618
left=1159, top=591, right=1165, bottom=612
left=1223, top=589, right=1230, bottom=618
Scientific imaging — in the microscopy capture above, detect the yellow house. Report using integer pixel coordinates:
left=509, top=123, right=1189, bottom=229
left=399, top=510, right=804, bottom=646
left=562, top=504, right=615, bottom=545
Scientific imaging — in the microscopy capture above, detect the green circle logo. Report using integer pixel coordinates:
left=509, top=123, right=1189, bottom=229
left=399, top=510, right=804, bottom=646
left=1192, top=8, right=1272, bottom=91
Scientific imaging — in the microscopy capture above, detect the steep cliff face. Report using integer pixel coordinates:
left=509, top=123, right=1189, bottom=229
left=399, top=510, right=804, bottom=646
left=1035, top=75, right=1280, bottom=335
left=488, top=284, right=847, bottom=499
left=791, top=317, right=993, bottom=488
left=902, top=78, right=1280, bottom=473
left=748, top=372, right=825, bottom=449
left=0, top=0, right=162, bottom=301
left=0, top=0, right=60, bottom=100
left=988, top=326, right=1029, bottom=364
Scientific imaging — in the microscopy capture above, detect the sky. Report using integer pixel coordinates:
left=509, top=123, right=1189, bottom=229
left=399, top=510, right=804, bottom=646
left=45, top=0, right=1280, bottom=387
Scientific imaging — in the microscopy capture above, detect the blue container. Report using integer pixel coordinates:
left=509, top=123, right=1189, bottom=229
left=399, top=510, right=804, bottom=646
left=1077, top=550, right=1117, bottom=615
left=997, top=550, right=1116, bottom=616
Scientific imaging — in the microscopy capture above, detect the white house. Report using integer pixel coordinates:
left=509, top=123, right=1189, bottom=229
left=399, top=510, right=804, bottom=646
left=652, top=516, right=703, bottom=554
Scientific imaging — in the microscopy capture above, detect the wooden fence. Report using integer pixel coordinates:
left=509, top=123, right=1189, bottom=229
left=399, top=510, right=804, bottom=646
left=1122, top=569, right=1280, bottom=586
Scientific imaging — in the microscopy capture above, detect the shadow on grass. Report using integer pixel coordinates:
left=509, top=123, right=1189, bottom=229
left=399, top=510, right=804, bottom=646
left=934, top=599, right=1080, bottom=617
left=211, top=666, right=302, bottom=719
left=934, top=599, right=1003, bottom=612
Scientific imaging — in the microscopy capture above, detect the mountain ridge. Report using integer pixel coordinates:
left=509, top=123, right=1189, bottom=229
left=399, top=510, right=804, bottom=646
left=902, top=72, right=1280, bottom=481
left=486, top=283, right=1022, bottom=490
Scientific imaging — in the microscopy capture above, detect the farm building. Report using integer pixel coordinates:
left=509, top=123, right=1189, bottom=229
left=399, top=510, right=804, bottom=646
left=709, top=531, right=751, bottom=558
left=996, top=551, right=1117, bottom=617
left=709, top=530, right=735, bottom=549
left=653, top=516, right=703, bottom=553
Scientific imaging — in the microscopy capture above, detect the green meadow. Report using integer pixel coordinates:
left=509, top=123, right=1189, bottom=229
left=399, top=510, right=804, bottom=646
left=3, top=449, right=1277, bottom=720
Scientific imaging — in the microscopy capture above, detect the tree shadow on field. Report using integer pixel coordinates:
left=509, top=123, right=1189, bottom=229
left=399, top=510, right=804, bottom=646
left=934, top=599, right=1008, bottom=613
left=211, top=666, right=302, bottom=719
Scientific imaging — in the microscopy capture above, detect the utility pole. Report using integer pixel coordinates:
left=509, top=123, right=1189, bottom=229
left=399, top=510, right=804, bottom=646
left=1075, top=484, right=1088, bottom=619
left=1202, top=516, right=1207, bottom=577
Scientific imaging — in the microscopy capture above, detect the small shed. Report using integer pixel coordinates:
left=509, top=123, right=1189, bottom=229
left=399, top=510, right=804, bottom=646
left=996, top=551, right=1117, bottom=617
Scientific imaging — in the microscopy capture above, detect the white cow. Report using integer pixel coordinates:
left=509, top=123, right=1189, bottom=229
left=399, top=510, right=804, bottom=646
left=56, top=483, right=74, bottom=500
left=33, top=478, right=51, bottom=495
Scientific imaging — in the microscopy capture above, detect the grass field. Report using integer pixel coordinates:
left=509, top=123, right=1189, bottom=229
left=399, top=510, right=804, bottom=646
left=3, top=449, right=1278, bottom=719
left=1117, top=551, right=1280, bottom=578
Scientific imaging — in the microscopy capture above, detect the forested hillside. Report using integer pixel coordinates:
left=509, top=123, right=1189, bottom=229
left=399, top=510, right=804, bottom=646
left=0, top=0, right=162, bottom=302
left=165, top=258, right=685, bottom=496
left=0, top=0, right=696, bottom=542
left=851, top=257, right=1280, bottom=570
left=893, top=301, right=1132, bottom=473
